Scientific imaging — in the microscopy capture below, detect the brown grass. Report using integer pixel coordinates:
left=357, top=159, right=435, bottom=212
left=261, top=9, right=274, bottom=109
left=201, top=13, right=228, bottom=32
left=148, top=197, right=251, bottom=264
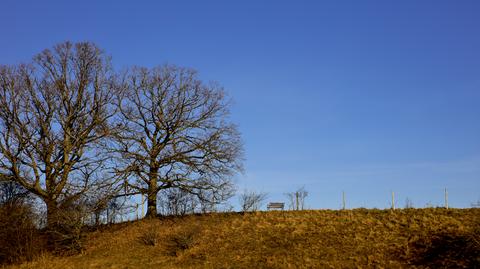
left=6, top=208, right=479, bottom=269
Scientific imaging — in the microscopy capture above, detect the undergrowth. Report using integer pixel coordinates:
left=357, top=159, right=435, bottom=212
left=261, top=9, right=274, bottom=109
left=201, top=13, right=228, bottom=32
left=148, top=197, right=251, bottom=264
left=6, top=208, right=480, bottom=269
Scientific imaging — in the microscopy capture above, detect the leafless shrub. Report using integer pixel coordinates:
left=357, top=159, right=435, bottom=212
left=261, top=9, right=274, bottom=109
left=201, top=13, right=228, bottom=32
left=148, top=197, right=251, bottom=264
left=239, top=189, right=267, bottom=212
left=198, top=187, right=235, bottom=214
left=165, top=226, right=200, bottom=256
left=0, top=204, right=45, bottom=265
left=46, top=204, right=88, bottom=255
left=0, top=181, right=45, bottom=265
left=0, top=179, right=45, bottom=265
left=138, top=229, right=159, bottom=246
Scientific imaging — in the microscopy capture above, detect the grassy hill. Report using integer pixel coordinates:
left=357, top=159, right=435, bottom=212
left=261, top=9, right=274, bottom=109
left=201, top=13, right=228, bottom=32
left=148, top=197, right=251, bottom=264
left=8, top=208, right=480, bottom=269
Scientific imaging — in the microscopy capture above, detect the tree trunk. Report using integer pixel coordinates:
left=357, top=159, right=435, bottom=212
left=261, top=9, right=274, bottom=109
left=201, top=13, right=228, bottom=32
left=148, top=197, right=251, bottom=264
left=45, top=199, right=61, bottom=249
left=145, top=191, right=157, bottom=218
left=145, top=168, right=158, bottom=218
left=94, top=212, right=100, bottom=226
left=45, top=199, right=59, bottom=228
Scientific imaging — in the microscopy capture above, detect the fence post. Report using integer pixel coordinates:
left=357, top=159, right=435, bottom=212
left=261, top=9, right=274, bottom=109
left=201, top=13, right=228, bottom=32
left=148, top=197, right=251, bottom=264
left=445, top=188, right=449, bottom=209
left=141, top=194, right=145, bottom=218
left=342, top=191, right=346, bottom=210
left=391, top=191, right=395, bottom=210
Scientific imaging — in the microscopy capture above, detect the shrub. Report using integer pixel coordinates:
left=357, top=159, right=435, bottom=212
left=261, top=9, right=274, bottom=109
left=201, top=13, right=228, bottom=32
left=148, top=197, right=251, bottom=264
left=46, top=205, right=88, bottom=255
left=0, top=204, right=46, bottom=265
left=165, top=226, right=200, bottom=256
left=138, top=228, right=160, bottom=246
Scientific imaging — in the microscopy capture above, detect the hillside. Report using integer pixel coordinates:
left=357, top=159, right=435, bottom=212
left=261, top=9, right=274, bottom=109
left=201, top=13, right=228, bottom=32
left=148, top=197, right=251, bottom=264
left=9, top=208, right=480, bottom=269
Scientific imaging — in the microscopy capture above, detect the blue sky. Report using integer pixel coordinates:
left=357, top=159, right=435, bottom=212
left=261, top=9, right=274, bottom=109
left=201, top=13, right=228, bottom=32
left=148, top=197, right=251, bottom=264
left=1, top=0, right=479, bottom=209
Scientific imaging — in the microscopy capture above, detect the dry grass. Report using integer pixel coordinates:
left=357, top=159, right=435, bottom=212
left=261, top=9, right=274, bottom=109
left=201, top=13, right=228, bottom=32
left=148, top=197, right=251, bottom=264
left=6, top=208, right=479, bottom=269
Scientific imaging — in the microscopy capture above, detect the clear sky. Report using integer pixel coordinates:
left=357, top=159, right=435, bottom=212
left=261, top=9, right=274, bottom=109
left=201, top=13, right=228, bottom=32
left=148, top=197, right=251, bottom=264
left=1, top=0, right=479, bottom=209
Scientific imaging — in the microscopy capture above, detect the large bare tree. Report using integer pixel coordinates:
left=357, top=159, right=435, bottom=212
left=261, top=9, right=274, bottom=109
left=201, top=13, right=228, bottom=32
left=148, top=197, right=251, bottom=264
left=114, top=66, right=243, bottom=217
left=0, top=42, right=117, bottom=227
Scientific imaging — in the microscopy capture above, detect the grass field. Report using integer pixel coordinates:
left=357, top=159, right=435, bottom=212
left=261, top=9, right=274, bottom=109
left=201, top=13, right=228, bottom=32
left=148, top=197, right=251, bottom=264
left=8, top=208, right=480, bottom=269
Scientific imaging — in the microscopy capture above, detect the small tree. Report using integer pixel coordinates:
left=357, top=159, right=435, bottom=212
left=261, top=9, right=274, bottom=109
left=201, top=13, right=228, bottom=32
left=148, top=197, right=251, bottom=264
left=285, top=186, right=308, bottom=210
left=239, top=189, right=267, bottom=212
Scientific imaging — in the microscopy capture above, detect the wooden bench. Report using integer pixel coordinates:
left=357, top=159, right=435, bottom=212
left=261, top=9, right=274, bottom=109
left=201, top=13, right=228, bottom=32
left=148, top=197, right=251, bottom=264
left=267, top=202, right=285, bottom=210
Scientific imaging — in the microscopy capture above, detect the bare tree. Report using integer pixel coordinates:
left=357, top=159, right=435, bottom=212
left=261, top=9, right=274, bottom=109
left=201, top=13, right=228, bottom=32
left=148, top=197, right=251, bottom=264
left=113, top=66, right=243, bottom=217
left=285, top=186, right=308, bottom=210
left=0, top=42, right=118, bottom=228
left=239, top=189, right=267, bottom=212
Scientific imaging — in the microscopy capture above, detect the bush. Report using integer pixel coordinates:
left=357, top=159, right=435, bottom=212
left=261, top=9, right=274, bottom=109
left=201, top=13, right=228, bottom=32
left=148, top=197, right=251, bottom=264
left=138, top=229, right=160, bottom=246
left=46, top=207, right=87, bottom=255
left=165, top=226, right=200, bottom=256
left=0, top=203, right=46, bottom=265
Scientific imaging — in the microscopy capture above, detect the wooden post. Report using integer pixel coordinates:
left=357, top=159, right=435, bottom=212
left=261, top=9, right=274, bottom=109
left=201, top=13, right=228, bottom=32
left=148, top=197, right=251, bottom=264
left=391, top=191, right=395, bottom=210
left=141, top=195, right=145, bottom=218
left=445, top=188, right=449, bottom=209
left=342, top=191, right=346, bottom=210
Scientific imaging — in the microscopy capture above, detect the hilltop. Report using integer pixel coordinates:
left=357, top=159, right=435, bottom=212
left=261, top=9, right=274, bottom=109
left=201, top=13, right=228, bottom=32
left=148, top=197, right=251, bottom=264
left=9, top=208, right=480, bottom=269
